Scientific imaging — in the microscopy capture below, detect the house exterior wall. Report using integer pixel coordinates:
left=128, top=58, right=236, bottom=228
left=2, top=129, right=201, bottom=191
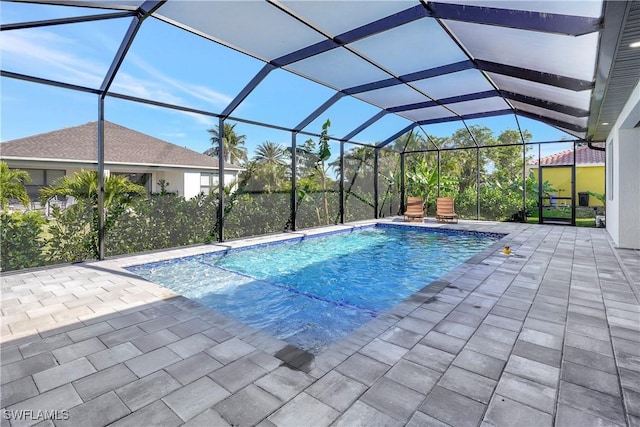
left=576, top=165, right=605, bottom=207
left=606, top=80, right=640, bottom=249
left=4, top=158, right=242, bottom=202
left=538, top=167, right=572, bottom=200
left=155, top=170, right=185, bottom=195
left=183, top=172, right=201, bottom=200
left=528, top=164, right=605, bottom=207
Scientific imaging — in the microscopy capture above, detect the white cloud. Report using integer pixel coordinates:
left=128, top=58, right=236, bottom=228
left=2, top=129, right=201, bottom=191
left=124, top=55, right=233, bottom=109
left=2, top=28, right=231, bottom=129
left=1, top=30, right=106, bottom=87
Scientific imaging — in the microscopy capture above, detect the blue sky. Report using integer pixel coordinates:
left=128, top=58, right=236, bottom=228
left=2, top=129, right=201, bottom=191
left=1, top=2, right=577, bottom=160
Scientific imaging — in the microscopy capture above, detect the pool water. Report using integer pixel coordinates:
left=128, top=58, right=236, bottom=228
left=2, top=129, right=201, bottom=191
left=127, top=225, right=501, bottom=354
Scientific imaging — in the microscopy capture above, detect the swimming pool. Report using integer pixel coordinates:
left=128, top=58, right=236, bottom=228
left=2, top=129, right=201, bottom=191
left=127, top=224, right=502, bottom=354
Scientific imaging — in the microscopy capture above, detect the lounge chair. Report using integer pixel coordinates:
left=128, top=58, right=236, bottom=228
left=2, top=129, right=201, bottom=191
left=404, top=197, right=424, bottom=222
left=436, top=197, right=458, bottom=223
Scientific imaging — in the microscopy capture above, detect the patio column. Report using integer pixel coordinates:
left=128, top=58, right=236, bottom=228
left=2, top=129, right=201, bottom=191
left=437, top=150, right=441, bottom=197
left=522, top=143, right=527, bottom=222
left=97, top=99, right=105, bottom=260
left=374, top=148, right=379, bottom=219
left=290, top=132, right=297, bottom=231
left=339, top=141, right=345, bottom=224
left=476, top=147, right=480, bottom=220
left=400, top=152, right=406, bottom=214
left=217, top=117, right=225, bottom=242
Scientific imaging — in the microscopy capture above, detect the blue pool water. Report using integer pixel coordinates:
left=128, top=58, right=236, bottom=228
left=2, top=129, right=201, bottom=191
left=127, top=225, right=502, bottom=354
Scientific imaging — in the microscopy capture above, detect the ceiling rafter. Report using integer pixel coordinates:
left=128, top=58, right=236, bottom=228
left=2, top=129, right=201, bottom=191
left=0, top=11, right=136, bottom=31
left=426, top=1, right=602, bottom=36
left=476, top=60, right=594, bottom=91
left=2, top=0, right=615, bottom=151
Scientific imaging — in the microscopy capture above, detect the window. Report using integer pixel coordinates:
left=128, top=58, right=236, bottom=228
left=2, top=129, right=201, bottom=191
left=200, top=173, right=218, bottom=195
left=112, top=172, right=152, bottom=193
left=22, top=169, right=65, bottom=199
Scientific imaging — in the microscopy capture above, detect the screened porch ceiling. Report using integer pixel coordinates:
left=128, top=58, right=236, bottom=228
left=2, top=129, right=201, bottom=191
left=2, top=0, right=639, bottom=151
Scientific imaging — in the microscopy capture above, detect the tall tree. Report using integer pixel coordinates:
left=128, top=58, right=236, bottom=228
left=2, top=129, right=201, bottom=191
left=0, top=161, right=31, bottom=209
left=252, top=141, right=288, bottom=193
left=391, top=129, right=428, bottom=152
left=205, top=122, right=248, bottom=166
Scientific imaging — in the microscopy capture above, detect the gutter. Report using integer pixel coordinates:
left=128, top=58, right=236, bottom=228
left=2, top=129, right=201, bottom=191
left=588, top=142, right=606, bottom=151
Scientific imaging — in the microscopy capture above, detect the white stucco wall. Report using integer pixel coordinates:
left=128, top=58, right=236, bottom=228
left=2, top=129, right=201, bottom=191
left=155, top=170, right=184, bottom=195
left=606, top=80, right=640, bottom=249
left=183, top=172, right=201, bottom=200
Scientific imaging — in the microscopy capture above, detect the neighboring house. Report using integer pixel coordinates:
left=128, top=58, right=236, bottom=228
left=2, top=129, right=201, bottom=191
left=0, top=121, right=243, bottom=201
left=529, top=144, right=605, bottom=207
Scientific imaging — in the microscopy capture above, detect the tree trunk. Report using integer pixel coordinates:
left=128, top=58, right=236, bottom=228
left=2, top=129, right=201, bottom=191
left=321, top=161, right=329, bottom=224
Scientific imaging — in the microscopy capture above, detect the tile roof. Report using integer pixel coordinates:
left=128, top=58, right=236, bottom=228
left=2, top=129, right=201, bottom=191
left=529, top=143, right=605, bottom=166
left=0, top=121, right=242, bottom=170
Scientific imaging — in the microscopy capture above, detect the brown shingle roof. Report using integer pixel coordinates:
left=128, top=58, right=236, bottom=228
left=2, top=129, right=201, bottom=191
left=529, top=143, right=605, bottom=166
left=0, top=121, right=242, bottom=170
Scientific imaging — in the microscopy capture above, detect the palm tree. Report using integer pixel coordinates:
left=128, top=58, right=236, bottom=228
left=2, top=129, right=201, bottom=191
left=205, top=122, right=248, bottom=166
left=40, top=170, right=147, bottom=259
left=0, top=161, right=31, bottom=209
left=40, top=170, right=146, bottom=208
left=392, top=129, right=428, bottom=152
left=254, top=141, right=287, bottom=166
left=253, top=141, right=288, bottom=193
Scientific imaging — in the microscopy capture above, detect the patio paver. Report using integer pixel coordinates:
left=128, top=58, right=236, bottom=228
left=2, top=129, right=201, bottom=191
left=1, top=219, right=638, bottom=426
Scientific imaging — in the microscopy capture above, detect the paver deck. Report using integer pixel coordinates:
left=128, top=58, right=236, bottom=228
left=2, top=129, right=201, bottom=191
left=1, top=219, right=639, bottom=427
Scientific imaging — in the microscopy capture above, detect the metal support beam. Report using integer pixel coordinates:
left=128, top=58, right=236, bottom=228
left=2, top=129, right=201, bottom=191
left=374, top=148, right=379, bottom=219
left=418, top=109, right=514, bottom=126
left=537, top=144, right=543, bottom=223
left=290, top=132, right=297, bottom=231
left=97, top=98, right=105, bottom=260
left=1, top=70, right=101, bottom=94
left=400, top=153, right=406, bottom=214
left=343, top=111, right=388, bottom=141
left=1, top=11, right=136, bottom=31
left=522, top=144, right=527, bottom=223
left=427, top=2, right=601, bottom=36
left=95, top=0, right=163, bottom=260
left=100, top=2, right=164, bottom=94
left=501, top=91, right=590, bottom=117
left=571, top=141, right=576, bottom=226
left=437, top=151, right=441, bottom=197
left=221, top=63, right=276, bottom=118
left=476, top=148, right=480, bottom=220
left=344, top=61, right=473, bottom=95
left=339, top=142, right=345, bottom=224
left=388, top=90, right=497, bottom=113
left=217, top=118, right=226, bottom=241
left=476, top=60, right=594, bottom=92
left=294, top=93, right=345, bottom=132
left=517, top=111, right=587, bottom=133
left=270, top=4, right=427, bottom=66
left=377, top=124, right=418, bottom=148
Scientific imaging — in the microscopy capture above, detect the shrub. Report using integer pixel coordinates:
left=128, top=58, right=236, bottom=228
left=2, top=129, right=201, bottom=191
left=1, top=210, right=46, bottom=271
left=45, top=203, right=96, bottom=263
